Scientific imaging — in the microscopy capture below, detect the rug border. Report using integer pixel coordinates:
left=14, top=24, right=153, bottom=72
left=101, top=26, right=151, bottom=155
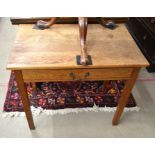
left=2, top=105, right=140, bottom=118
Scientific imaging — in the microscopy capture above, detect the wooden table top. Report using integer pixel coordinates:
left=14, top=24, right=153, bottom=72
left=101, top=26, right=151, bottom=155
left=7, top=24, right=149, bottom=70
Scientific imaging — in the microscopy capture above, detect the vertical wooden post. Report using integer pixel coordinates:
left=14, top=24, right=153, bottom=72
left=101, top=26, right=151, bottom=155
left=112, top=68, right=140, bottom=125
left=78, top=17, right=88, bottom=65
left=14, top=70, right=35, bottom=129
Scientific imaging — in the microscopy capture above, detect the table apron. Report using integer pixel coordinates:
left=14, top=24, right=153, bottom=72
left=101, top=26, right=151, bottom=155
left=20, top=68, right=135, bottom=82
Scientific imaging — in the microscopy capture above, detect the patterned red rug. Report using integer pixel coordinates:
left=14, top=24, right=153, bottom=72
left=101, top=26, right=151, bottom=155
left=3, top=72, right=139, bottom=117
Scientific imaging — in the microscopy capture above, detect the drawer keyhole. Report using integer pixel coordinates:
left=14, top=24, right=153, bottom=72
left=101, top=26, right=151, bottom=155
left=143, top=35, right=147, bottom=40
left=84, top=72, right=90, bottom=78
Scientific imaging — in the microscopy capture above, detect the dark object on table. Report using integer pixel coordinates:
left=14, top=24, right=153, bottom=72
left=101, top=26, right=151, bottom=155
left=76, top=55, right=93, bottom=65
left=10, top=17, right=128, bottom=24
left=126, top=17, right=155, bottom=72
left=36, top=17, right=58, bottom=30
left=99, top=18, right=116, bottom=29
left=35, top=17, right=116, bottom=30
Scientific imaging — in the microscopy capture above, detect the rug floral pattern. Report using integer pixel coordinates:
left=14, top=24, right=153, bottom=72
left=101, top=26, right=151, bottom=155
left=3, top=72, right=136, bottom=112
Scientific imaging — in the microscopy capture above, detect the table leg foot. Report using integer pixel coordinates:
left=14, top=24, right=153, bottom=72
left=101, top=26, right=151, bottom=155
left=112, top=120, right=119, bottom=126
left=30, top=126, right=35, bottom=130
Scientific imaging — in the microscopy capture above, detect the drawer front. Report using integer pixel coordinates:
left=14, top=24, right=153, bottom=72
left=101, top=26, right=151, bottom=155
left=22, top=68, right=133, bottom=82
left=128, top=18, right=155, bottom=57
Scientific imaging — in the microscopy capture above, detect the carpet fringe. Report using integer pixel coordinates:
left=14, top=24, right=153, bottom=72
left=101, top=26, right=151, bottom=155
left=2, top=105, right=140, bottom=118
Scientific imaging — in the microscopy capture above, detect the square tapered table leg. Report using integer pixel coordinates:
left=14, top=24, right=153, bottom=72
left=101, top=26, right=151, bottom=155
left=112, top=68, right=140, bottom=125
left=14, top=70, right=35, bottom=129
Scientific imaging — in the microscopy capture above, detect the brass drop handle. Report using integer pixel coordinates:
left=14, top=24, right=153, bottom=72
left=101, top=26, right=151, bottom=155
left=69, top=72, right=81, bottom=81
left=69, top=72, right=76, bottom=80
left=69, top=72, right=90, bottom=81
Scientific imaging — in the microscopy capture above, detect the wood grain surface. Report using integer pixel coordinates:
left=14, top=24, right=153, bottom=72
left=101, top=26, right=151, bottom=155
left=7, top=24, right=149, bottom=70
left=22, top=68, right=133, bottom=82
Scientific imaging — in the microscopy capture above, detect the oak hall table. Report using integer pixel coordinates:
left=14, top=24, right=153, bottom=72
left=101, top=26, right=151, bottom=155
left=7, top=24, right=149, bottom=129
